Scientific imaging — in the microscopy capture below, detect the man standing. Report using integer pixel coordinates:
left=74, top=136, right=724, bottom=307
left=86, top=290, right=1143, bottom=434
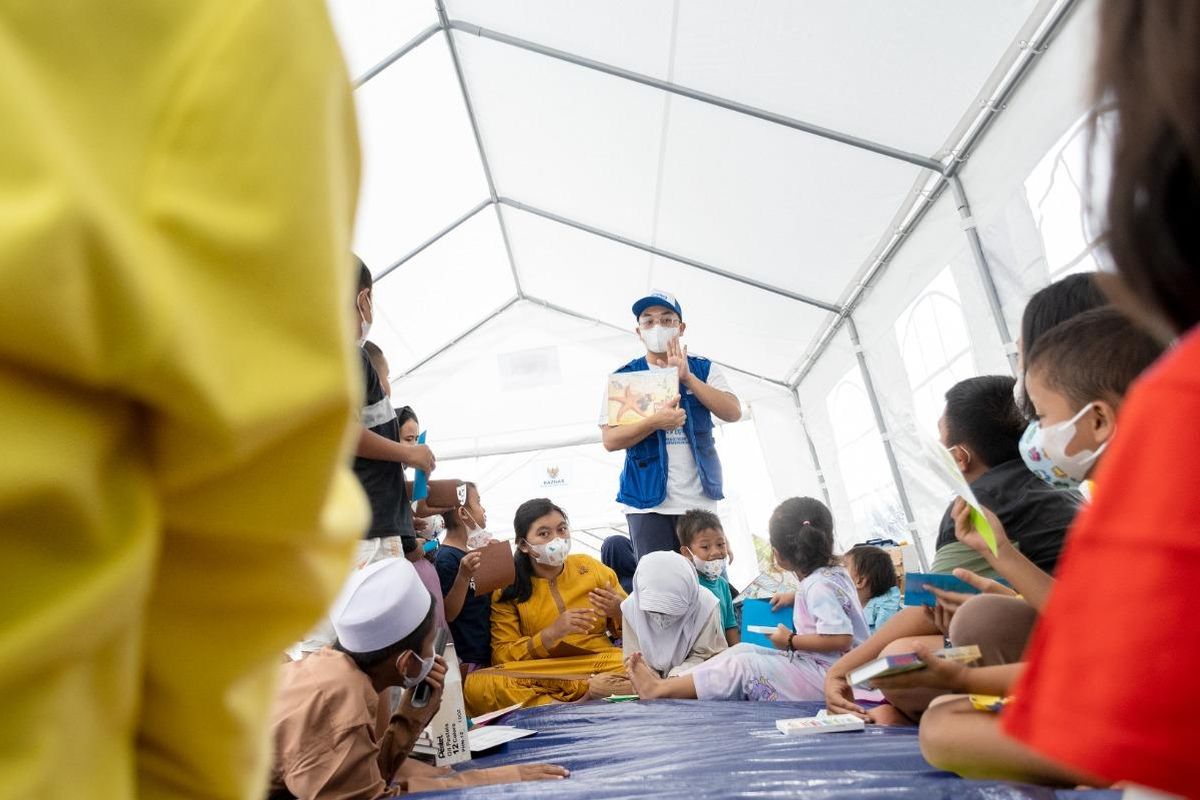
left=600, top=291, right=741, bottom=559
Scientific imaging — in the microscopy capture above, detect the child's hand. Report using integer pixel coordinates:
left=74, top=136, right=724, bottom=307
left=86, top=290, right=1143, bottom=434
left=953, top=568, right=1018, bottom=598
left=589, top=581, right=623, bottom=618
left=769, top=591, right=795, bottom=611
left=951, top=498, right=1008, bottom=557
left=768, top=624, right=793, bottom=650
left=868, top=644, right=969, bottom=693
left=824, top=670, right=869, bottom=720
left=457, top=550, right=483, bottom=578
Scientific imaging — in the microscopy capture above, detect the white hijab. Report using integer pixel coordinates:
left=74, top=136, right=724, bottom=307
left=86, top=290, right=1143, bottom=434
left=621, top=552, right=718, bottom=674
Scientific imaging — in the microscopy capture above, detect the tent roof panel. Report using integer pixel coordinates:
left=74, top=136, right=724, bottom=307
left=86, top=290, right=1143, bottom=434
left=369, top=208, right=516, bottom=375
left=352, top=36, right=491, bottom=273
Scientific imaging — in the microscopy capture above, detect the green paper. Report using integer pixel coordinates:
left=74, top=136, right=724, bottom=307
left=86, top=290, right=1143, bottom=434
left=968, top=506, right=998, bottom=556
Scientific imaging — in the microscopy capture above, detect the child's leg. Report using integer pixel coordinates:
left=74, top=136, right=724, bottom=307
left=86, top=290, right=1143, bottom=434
left=626, top=653, right=698, bottom=699
left=724, top=627, right=740, bottom=646
left=920, top=696, right=1102, bottom=786
left=877, top=634, right=947, bottom=723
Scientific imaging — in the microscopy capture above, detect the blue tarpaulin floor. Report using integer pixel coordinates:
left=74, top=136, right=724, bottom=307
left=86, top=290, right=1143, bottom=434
left=419, top=700, right=1120, bottom=799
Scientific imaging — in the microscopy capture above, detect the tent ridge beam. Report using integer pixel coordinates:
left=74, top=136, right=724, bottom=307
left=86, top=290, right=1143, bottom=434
left=354, top=22, right=443, bottom=88
left=435, top=1, right=525, bottom=299
left=375, top=197, right=493, bottom=283
left=788, top=0, right=1080, bottom=390
left=500, top=197, right=843, bottom=314
left=522, top=294, right=793, bottom=390
left=447, top=19, right=943, bottom=173
left=397, top=294, right=521, bottom=379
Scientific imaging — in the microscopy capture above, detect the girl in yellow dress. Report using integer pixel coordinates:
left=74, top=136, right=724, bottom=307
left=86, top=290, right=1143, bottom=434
left=463, top=498, right=629, bottom=715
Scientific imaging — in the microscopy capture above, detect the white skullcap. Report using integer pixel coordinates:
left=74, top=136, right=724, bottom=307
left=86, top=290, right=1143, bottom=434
left=329, top=557, right=432, bottom=653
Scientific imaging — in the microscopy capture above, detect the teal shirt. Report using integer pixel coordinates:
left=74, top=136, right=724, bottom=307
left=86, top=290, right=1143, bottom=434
left=863, top=586, right=903, bottom=633
left=698, top=574, right=737, bottom=631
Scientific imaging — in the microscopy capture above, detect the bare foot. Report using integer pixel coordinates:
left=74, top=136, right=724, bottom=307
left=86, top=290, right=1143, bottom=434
left=867, top=703, right=916, bottom=727
left=624, top=653, right=663, bottom=699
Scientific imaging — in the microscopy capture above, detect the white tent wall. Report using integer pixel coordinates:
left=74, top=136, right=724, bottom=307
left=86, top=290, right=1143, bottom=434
left=327, top=0, right=1105, bottom=584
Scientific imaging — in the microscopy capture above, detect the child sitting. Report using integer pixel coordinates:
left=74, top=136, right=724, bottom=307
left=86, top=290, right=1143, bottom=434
left=432, top=481, right=493, bottom=674
left=627, top=497, right=869, bottom=701
left=621, top=552, right=729, bottom=677
left=869, top=307, right=1164, bottom=786
left=844, top=545, right=901, bottom=633
left=677, top=510, right=739, bottom=646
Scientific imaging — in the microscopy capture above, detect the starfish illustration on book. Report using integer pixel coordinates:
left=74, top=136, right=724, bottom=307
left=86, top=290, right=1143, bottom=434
left=611, top=384, right=649, bottom=421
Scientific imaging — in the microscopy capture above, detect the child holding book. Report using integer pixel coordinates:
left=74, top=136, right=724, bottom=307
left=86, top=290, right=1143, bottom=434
left=869, top=307, right=1164, bottom=786
left=433, top=481, right=493, bottom=674
left=627, top=497, right=869, bottom=701
left=677, top=510, right=740, bottom=646
left=845, top=545, right=901, bottom=633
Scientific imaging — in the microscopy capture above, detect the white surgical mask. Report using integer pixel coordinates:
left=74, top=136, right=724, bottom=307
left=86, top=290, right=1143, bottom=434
left=357, top=292, right=373, bottom=344
left=1019, top=403, right=1110, bottom=490
left=640, top=325, right=679, bottom=354
left=398, top=651, right=435, bottom=689
left=646, top=610, right=677, bottom=631
left=691, top=555, right=726, bottom=581
left=420, top=515, right=446, bottom=538
left=463, top=510, right=491, bottom=549
left=529, top=537, right=571, bottom=567
left=467, top=526, right=492, bottom=550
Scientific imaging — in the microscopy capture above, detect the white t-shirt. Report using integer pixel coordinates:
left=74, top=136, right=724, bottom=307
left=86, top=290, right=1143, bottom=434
left=599, top=363, right=733, bottom=515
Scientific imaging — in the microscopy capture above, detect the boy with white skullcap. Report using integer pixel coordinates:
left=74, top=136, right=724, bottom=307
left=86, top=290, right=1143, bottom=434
left=268, top=558, right=568, bottom=797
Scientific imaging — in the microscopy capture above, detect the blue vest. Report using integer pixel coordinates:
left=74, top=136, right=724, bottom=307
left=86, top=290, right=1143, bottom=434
left=614, top=355, right=725, bottom=509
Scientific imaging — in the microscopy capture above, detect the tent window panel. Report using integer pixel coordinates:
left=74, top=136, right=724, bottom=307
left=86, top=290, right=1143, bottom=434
left=1024, top=115, right=1110, bottom=279
left=896, top=268, right=978, bottom=436
left=826, top=370, right=906, bottom=542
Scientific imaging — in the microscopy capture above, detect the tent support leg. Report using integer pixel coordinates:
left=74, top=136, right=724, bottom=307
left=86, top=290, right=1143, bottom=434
left=847, top=317, right=928, bottom=570
left=949, top=176, right=1019, bottom=373
left=792, top=390, right=833, bottom=512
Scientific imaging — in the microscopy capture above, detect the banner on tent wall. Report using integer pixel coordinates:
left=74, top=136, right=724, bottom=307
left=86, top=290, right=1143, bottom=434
left=531, top=459, right=571, bottom=491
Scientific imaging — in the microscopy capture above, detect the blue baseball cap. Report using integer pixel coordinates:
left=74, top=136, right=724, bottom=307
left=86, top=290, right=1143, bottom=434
left=632, top=290, right=683, bottom=321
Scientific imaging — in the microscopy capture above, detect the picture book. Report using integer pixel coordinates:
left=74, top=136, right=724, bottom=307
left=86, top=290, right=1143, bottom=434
left=849, top=645, right=982, bottom=688
left=606, top=368, right=679, bottom=426
left=917, top=432, right=998, bottom=555
left=902, top=572, right=1008, bottom=607
left=739, top=598, right=793, bottom=648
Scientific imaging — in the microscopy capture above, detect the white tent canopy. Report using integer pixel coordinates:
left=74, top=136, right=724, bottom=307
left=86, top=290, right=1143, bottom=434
left=328, top=0, right=1100, bottom=585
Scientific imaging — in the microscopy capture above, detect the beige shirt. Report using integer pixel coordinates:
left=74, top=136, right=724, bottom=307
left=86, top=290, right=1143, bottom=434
left=269, top=649, right=528, bottom=798
left=622, top=605, right=729, bottom=677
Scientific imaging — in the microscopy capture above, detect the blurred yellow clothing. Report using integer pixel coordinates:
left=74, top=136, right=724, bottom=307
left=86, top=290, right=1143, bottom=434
left=0, top=2, right=364, bottom=798
left=464, top=555, right=627, bottom=715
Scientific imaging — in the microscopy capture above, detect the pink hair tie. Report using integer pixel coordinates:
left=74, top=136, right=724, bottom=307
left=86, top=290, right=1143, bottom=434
left=802, top=520, right=811, bottom=525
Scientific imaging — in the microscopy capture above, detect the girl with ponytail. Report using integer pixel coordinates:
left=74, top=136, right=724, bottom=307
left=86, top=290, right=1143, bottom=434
left=627, top=497, right=870, bottom=702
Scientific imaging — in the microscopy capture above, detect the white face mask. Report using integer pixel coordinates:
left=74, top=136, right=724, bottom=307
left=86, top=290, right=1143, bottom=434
left=357, top=292, right=372, bottom=344
left=690, top=555, right=726, bottom=581
left=529, top=536, right=571, bottom=567
left=463, top=509, right=491, bottom=549
left=640, top=325, right=679, bottom=354
left=420, top=515, right=446, bottom=538
left=398, top=650, right=435, bottom=689
left=1019, top=403, right=1110, bottom=489
left=646, top=610, right=678, bottom=631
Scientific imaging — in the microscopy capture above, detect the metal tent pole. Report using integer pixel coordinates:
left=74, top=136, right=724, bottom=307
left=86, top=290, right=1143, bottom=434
left=434, top=1, right=524, bottom=298
left=949, top=176, right=1019, bottom=372
left=397, top=295, right=520, bottom=378
left=792, top=389, right=833, bottom=511
left=354, top=23, right=444, bottom=88
left=375, top=198, right=493, bottom=283
left=447, top=20, right=942, bottom=172
left=502, top=198, right=842, bottom=314
left=846, top=317, right=928, bottom=570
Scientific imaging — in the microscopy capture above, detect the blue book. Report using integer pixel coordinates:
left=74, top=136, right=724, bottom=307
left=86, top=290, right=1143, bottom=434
left=903, top=572, right=1008, bottom=607
left=411, top=431, right=429, bottom=502
left=740, top=598, right=794, bottom=648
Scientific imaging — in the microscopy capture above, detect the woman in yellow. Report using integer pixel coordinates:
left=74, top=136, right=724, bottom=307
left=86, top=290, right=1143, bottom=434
left=464, top=499, right=629, bottom=715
